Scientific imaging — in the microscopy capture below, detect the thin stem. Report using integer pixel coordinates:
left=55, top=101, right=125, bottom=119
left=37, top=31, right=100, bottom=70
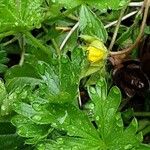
left=56, top=11, right=138, bottom=34
left=142, top=125, right=150, bottom=136
left=0, top=31, right=16, bottom=39
left=2, top=36, right=17, bottom=46
left=67, top=14, right=78, bottom=21
left=60, top=22, right=79, bottom=50
left=118, top=98, right=130, bottom=111
left=51, top=39, right=61, bottom=58
left=108, top=7, right=127, bottom=50
left=23, top=31, right=52, bottom=57
left=55, top=26, right=72, bottom=32
left=104, top=11, right=138, bottom=29
left=19, top=44, right=25, bottom=66
left=138, top=119, right=150, bottom=132
left=19, top=34, right=25, bottom=66
left=129, top=2, right=144, bottom=7
left=134, top=112, right=150, bottom=117
left=110, top=0, right=150, bottom=56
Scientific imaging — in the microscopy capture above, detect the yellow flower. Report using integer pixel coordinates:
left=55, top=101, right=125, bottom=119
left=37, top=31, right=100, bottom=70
left=86, top=40, right=107, bottom=63
left=87, top=46, right=104, bottom=62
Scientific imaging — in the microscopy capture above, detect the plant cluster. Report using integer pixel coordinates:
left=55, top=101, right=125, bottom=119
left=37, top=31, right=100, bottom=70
left=0, top=0, right=150, bottom=150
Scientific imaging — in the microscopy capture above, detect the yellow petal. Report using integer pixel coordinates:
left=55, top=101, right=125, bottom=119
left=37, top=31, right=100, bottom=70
left=87, top=46, right=105, bottom=62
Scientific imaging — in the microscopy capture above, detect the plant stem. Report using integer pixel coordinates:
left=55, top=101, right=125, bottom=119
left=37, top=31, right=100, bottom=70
left=108, top=6, right=127, bottom=51
left=51, top=39, right=61, bottom=58
left=2, top=36, right=17, bottom=46
left=23, top=31, right=52, bottom=57
left=55, top=26, right=72, bottom=32
left=110, top=0, right=150, bottom=56
left=129, top=2, right=144, bottom=7
left=60, top=22, right=79, bottom=50
left=56, top=11, right=138, bottom=33
left=19, top=34, right=25, bottom=66
left=0, top=31, right=16, bottom=39
left=104, top=11, right=138, bottom=29
left=142, top=125, right=150, bottom=136
left=138, top=119, right=150, bottom=132
left=118, top=98, right=130, bottom=111
left=134, top=112, right=150, bottom=117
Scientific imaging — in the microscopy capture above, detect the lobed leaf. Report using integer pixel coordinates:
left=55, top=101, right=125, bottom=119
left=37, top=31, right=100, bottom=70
left=0, top=0, right=45, bottom=33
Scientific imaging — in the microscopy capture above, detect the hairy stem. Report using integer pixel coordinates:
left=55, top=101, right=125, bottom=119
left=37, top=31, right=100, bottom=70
left=60, top=22, right=79, bottom=50
left=108, top=6, right=127, bottom=51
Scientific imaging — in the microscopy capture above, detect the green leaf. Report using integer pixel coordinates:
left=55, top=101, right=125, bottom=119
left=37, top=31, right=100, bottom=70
left=0, top=80, right=7, bottom=106
left=36, top=137, right=105, bottom=150
left=13, top=101, right=56, bottom=124
left=5, top=63, right=42, bottom=92
left=0, top=80, right=14, bottom=116
left=51, top=0, right=129, bottom=10
left=6, top=77, right=42, bottom=93
left=35, top=48, right=84, bottom=103
left=86, top=0, right=129, bottom=10
left=88, top=78, right=121, bottom=139
left=5, top=63, right=40, bottom=79
left=79, top=5, right=108, bottom=42
left=51, top=0, right=82, bottom=9
left=0, top=0, right=45, bottom=33
left=11, top=115, right=52, bottom=143
left=116, top=26, right=135, bottom=45
left=144, top=26, right=150, bottom=35
left=88, top=77, right=145, bottom=150
left=49, top=104, right=100, bottom=140
left=12, top=97, right=106, bottom=148
left=0, top=49, right=9, bottom=73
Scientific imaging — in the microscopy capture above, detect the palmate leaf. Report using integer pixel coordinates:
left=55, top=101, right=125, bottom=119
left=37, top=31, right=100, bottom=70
left=11, top=100, right=106, bottom=149
left=88, top=78, right=145, bottom=150
left=0, top=0, right=45, bottom=33
left=9, top=73, right=150, bottom=149
left=34, top=48, right=85, bottom=103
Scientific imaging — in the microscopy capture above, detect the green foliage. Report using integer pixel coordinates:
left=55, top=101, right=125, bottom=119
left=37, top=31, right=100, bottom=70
left=0, top=0, right=46, bottom=33
left=51, top=0, right=129, bottom=10
left=0, top=48, right=9, bottom=73
left=1, top=71, right=149, bottom=149
left=145, top=26, right=150, bottom=35
left=0, top=0, right=149, bottom=149
left=79, top=5, right=108, bottom=42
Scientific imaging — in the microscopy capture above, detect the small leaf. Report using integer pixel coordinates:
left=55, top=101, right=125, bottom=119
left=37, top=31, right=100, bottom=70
left=79, top=5, right=108, bottom=42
